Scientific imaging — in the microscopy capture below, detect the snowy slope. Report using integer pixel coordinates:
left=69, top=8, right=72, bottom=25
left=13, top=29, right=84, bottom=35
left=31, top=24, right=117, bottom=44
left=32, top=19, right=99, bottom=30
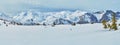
left=93, top=11, right=105, bottom=21
left=0, top=12, right=14, bottom=26
left=41, top=11, right=72, bottom=25
left=13, top=11, right=53, bottom=24
left=0, top=13, right=13, bottom=21
left=67, top=10, right=98, bottom=24
left=0, top=23, right=120, bottom=45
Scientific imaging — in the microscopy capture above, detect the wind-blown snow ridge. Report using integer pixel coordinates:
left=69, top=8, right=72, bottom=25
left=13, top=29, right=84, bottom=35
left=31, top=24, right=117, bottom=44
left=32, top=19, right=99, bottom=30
left=0, top=10, right=120, bottom=25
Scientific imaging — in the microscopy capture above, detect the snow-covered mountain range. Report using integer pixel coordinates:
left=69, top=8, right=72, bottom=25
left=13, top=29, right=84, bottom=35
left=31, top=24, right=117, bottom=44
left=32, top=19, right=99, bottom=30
left=0, top=10, right=120, bottom=25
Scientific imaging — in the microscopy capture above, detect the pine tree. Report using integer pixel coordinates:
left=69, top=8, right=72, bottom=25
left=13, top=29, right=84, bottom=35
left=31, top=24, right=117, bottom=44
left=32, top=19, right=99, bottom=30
left=72, top=22, right=76, bottom=26
left=107, top=23, right=112, bottom=31
left=102, top=20, right=107, bottom=29
left=111, top=12, right=118, bottom=30
left=52, top=22, right=56, bottom=27
left=43, top=23, right=46, bottom=26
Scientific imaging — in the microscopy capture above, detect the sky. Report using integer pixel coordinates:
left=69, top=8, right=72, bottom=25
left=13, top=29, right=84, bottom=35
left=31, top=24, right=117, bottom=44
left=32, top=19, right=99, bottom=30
left=0, top=0, right=120, bottom=14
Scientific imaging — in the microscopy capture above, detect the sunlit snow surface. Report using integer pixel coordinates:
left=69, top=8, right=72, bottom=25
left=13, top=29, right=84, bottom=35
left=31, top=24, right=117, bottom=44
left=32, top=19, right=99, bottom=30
left=0, top=23, right=120, bottom=45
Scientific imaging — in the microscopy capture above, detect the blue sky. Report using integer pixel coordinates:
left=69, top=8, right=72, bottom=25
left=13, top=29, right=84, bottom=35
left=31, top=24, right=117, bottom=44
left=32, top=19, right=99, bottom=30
left=0, top=0, right=119, bottom=14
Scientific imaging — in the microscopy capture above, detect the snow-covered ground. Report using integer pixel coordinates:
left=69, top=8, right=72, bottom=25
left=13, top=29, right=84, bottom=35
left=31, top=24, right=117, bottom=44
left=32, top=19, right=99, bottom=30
left=0, top=23, right=120, bottom=45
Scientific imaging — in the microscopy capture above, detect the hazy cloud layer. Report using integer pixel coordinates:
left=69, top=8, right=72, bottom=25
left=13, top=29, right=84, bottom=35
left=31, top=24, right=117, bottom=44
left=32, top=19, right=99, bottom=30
left=0, top=0, right=119, bottom=14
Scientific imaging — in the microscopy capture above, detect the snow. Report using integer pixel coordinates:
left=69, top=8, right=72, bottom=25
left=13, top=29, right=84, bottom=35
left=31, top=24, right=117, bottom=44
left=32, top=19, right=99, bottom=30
left=0, top=23, right=120, bottom=45
left=67, top=11, right=86, bottom=22
left=94, top=12, right=104, bottom=21
left=1, top=10, right=120, bottom=25
left=0, top=10, right=120, bottom=45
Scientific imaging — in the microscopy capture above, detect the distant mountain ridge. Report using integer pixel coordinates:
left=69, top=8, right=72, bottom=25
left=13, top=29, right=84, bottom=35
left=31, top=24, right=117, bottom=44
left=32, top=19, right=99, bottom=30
left=0, top=10, right=120, bottom=25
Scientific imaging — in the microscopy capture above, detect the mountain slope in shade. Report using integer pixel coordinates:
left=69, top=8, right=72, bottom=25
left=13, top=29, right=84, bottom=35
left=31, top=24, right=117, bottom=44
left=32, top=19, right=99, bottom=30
left=99, top=10, right=114, bottom=22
